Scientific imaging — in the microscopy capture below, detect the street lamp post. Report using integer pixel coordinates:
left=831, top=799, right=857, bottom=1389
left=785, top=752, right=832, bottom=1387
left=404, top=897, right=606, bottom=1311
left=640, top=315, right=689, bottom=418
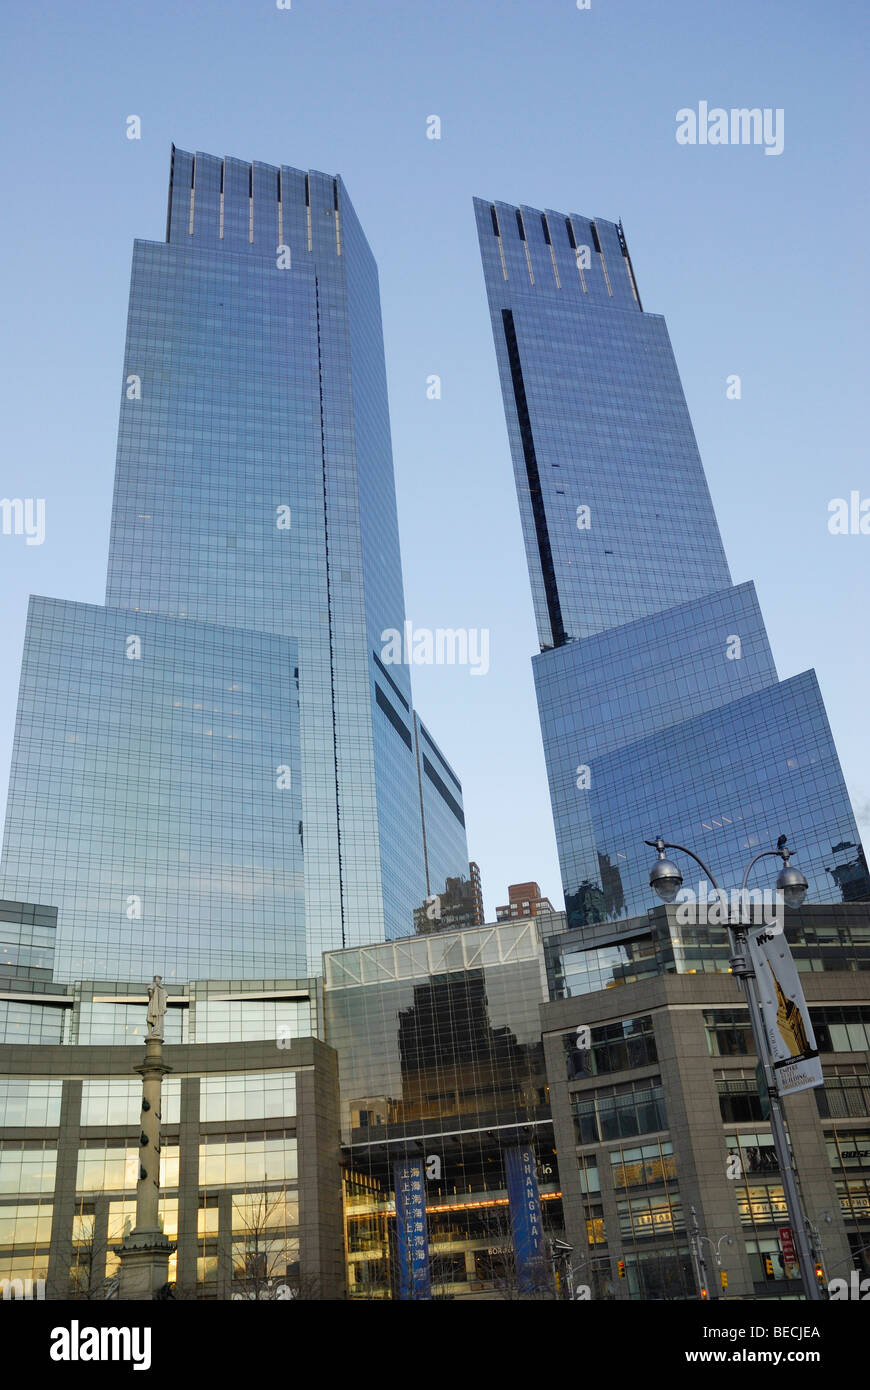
left=697, top=1222, right=734, bottom=1296
left=568, top=1251, right=613, bottom=1299
left=807, top=1211, right=832, bottom=1284
left=689, top=1205, right=711, bottom=1300
left=645, top=834, right=821, bottom=1302
left=826, top=1240, right=870, bottom=1276
left=550, top=1237, right=575, bottom=1300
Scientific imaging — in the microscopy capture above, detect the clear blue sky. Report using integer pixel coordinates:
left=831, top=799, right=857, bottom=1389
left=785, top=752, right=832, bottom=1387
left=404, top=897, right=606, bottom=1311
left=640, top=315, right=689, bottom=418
left=0, top=0, right=867, bottom=920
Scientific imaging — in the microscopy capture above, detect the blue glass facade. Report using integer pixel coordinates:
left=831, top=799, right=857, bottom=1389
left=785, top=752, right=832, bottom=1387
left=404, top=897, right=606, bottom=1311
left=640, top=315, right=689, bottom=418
left=1, top=597, right=303, bottom=981
left=552, top=671, right=865, bottom=925
left=476, top=198, right=867, bottom=929
left=412, top=714, right=468, bottom=909
left=0, top=149, right=468, bottom=981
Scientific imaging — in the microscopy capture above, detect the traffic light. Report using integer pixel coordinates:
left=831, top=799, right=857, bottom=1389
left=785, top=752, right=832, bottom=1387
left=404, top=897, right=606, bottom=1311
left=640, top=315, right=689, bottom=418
left=815, top=1264, right=825, bottom=1286
left=617, top=1260, right=626, bottom=1279
left=764, top=1256, right=774, bottom=1277
left=699, top=1286, right=708, bottom=1300
left=720, top=1271, right=728, bottom=1290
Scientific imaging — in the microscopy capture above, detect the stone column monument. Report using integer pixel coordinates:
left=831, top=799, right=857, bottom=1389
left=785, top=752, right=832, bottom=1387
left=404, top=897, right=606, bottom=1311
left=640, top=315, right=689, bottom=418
left=117, top=975, right=176, bottom=1299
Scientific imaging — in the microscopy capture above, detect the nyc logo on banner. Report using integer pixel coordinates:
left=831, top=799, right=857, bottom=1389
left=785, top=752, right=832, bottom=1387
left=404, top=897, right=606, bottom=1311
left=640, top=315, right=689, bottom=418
left=505, top=1145, right=548, bottom=1294
left=394, top=1160, right=431, bottom=1300
left=747, top=924, right=823, bottom=1097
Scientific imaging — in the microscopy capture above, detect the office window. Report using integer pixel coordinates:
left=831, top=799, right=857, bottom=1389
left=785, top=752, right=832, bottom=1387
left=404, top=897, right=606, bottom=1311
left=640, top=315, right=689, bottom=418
left=565, top=1014, right=657, bottom=1079
left=716, top=1073, right=765, bottom=1123
left=815, top=1069, right=870, bottom=1120
left=200, top=1071, right=297, bottom=1124
left=704, top=1010, right=754, bottom=1057
left=0, top=1080, right=62, bottom=1128
left=573, top=1078, right=667, bottom=1144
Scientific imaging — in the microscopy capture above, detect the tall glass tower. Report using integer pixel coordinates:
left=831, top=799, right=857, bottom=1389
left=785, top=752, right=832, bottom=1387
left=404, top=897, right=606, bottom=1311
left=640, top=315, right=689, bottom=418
left=475, top=197, right=867, bottom=929
left=0, top=148, right=469, bottom=984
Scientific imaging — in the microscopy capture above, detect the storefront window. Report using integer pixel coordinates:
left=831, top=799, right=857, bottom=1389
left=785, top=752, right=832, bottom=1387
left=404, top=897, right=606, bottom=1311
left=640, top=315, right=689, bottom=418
left=617, top=1194, right=682, bottom=1239
left=610, top=1139, right=676, bottom=1190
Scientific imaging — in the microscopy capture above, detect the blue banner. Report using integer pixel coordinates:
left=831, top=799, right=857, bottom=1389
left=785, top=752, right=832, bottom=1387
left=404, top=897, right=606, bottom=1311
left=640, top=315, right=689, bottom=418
left=505, top=1144, right=548, bottom=1294
left=394, top=1160, right=431, bottom=1300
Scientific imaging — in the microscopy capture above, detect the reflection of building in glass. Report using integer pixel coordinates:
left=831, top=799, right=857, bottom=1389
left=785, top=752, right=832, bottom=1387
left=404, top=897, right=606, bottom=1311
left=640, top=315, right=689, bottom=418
left=323, top=920, right=563, bottom=1299
left=826, top=842, right=870, bottom=903
left=475, top=198, right=867, bottom=932
left=566, top=881, right=607, bottom=928
left=598, top=853, right=626, bottom=921
left=396, top=975, right=538, bottom=1120
left=413, top=862, right=485, bottom=934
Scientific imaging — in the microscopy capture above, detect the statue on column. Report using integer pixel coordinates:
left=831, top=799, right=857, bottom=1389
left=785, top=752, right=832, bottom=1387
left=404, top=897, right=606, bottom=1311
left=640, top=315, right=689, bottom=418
left=146, top=975, right=168, bottom=1039
left=118, top=970, right=176, bottom=1300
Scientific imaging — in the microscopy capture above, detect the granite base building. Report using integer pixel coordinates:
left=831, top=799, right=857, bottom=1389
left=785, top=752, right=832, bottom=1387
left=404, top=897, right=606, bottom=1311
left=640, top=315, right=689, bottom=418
left=541, top=902, right=870, bottom=1299
left=0, top=935, right=342, bottom=1301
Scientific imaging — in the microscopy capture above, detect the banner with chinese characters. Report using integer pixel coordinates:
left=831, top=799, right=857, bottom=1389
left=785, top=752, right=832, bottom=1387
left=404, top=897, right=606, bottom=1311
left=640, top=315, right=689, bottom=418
left=505, top=1145, right=548, bottom=1294
left=747, top=925, right=823, bottom=1096
left=393, top=1160, right=431, bottom=1300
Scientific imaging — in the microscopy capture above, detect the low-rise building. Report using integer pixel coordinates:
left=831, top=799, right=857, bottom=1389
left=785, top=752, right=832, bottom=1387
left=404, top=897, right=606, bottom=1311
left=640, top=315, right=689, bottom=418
left=495, top=881, right=555, bottom=922
left=541, top=903, right=870, bottom=1299
left=0, top=953, right=342, bottom=1300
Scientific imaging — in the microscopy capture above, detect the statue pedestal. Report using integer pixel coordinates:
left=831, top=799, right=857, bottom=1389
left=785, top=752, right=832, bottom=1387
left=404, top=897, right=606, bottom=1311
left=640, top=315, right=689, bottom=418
left=117, top=1228, right=175, bottom=1301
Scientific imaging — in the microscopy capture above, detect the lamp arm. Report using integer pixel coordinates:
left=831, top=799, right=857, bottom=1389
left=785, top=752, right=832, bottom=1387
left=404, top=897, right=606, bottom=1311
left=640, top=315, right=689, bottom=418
left=644, top=838, right=721, bottom=892
left=739, top=848, right=785, bottom=897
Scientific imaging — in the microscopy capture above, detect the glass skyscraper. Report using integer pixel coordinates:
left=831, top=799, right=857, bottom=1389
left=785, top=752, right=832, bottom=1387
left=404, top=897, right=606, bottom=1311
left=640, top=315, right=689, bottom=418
left=0, top=148, right=468, bottom=983
left=475, top=198, right=867, bottom=930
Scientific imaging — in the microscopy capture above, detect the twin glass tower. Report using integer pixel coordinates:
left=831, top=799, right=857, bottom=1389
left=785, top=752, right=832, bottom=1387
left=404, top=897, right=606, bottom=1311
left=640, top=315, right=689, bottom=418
left=0, top=149, right=469, bottom=983
left=0, top=150, right=864, bottom=988
left=474, top=197, right=867, bottom=929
